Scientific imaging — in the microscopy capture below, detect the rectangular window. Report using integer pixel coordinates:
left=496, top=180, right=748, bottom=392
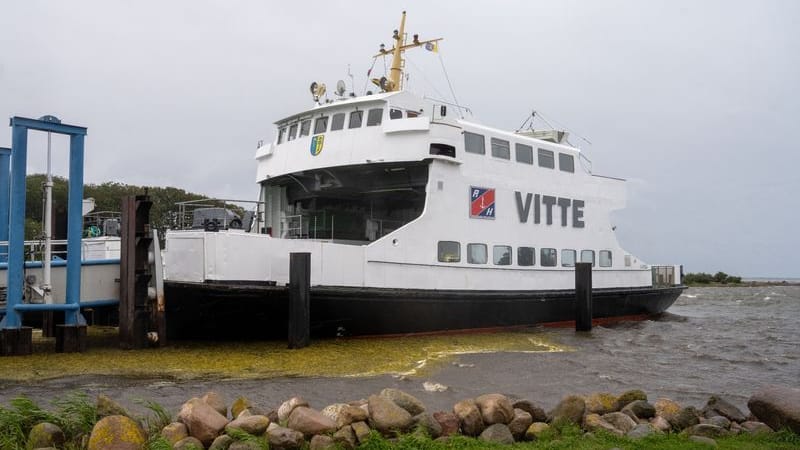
left=349, top=111, right=363, bottom=129
left=490, top=138, right=510, bottom=160
left=464, top=132, right=486, bottom=155
left=407, top=110, right=419, bottom=118
left=559, top=153, right=575, bottom=173
left=493, top=245, right=512, bottom=265
left=467, top=243, right=487, bottom=264
left=366, top=108, right=383, bottom=126
left=599, top=250, right=613, bottom=267
left=580, top=250, right=595, bottom=267
left=561, top=249, right=576, bottom=267
left=277, top=128, right=286, bottom=144
left=288, top=124, right=298, bottom=141
left=314, top=116, right=328, bottom=134
left=518, top=247, right=535, bottom=266
left=538, top=149, right=555, bottom=169
left=430, top=143, right=456, bottom=158
left=330, top=113, right=345, bottom=131
left=438, top=241, right=460, bottom=263
left=625, top=254, right=632, bottom=267
left=389, top=108, right=403, bottom=119
left=515, top=143, right=533, bottom=164
left=299, top=120, right=311, bottom=137
left=541, top=248, right=557, bottom=267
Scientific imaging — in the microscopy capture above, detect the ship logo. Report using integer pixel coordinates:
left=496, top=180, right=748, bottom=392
left=310, top=135, right=324, bottom=156
left=469, top=186, right=495, bottom=219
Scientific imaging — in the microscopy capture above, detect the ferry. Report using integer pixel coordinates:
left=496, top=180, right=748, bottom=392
left=162, top=12, right=685, bottom=337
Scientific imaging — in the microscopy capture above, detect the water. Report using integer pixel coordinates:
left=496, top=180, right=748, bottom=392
left=1, top=286, right=798, bottom=414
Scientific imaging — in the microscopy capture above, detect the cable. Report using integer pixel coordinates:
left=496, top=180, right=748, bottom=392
left=437, top=52, right=463, bottom=118
left=404, top=55, right=448, bottom=100
left=362, top=57, right=378, bottom=95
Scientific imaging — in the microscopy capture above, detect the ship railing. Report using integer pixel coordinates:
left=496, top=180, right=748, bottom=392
left=652, top=265, right=676, bottom=287
left=173, top=198, right=266, bottom=233
left=0, top=239, right=70, bottom=262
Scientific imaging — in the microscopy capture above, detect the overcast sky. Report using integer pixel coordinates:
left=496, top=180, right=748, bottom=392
left=1, top=1, right=798, bottom=278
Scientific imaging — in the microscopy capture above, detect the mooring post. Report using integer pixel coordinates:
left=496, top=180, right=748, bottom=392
left=575, top=262, right=592, bottom=332
left=119, top=195, right=153, bottom=349
left=288, top=252, right=311, bottom=349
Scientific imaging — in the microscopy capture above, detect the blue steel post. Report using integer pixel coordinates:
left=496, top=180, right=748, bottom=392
left=4, top=126, right=28, bottom=329
left=64, top=134, right=85, bottom=326
left=0, top=147, right=10, bottom=263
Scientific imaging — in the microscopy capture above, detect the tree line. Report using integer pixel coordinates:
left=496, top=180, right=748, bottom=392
left=683, top=271, right=742, bottom=284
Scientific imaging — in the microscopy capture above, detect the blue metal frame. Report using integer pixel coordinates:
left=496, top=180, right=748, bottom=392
left=0, top=147, right=10, bottom=263
left=1, top=116, right=88, bottom=330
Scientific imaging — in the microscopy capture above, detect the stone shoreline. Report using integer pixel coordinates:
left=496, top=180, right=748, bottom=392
left=10, top=384, right=800, bottom=449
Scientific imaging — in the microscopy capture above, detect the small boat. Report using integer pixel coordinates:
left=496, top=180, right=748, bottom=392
left=162, top=12, right=685, bottom=338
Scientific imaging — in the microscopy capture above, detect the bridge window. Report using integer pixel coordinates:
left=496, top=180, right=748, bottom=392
left=367, top=108, right=383, bottom=126
left=600, top=250, right=613, bottom=267
left=277, top=128, right=286, bottom=144
left=430, top=143, right=456, bottom=158
left=331, top=113, right=345, bottom=131
left=580, top=250, right=595, bottom=267
left=541, top=248, right=557, bottom=267
left=493, top=245, right=512, bottom=265
left=299, top=120, right=311, bottom=137
left=464, top=132, right=485, bottom=154
left=467, top=243, right=487, bottom=264
left=288, top=123, right=298, bottom=141
left=389, top=108, right=403, bottom=119
left=518, top=247, right=535, bottom=266
left=561, top=249, right=576, bottom=267
left=349, top=111, right=363, bottom=129
left=438, top=241, right=460, bottom=263
left=559, top=153, right=575, bottom=173
left=515, top=143, right=533, bottom=164
left=538, top=149, right=555, bottom=169
left=407, top=110, right=420, bottom=118
left=491, top=138, right=510, bottom=160
left=314, top=116, right=328, bottom=134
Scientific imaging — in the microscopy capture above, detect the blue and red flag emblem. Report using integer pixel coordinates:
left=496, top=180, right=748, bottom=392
left=470, top=186, right=495, bottom=219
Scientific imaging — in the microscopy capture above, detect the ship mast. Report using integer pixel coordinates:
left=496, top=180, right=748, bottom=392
left=373, top=11, right=442, bottom=92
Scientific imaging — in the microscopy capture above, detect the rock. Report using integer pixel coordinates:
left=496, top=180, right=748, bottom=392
left=174, top=436, right=205, bottom=450
left=740, top=421, right=773, bottom=434
left=367, top=394, right=413, bottom=435
left=422, top=381, right=449, bottom=392
left=380, top=388, right=426, bottom=416
left=478, top=423, right=515, bottom=444
left=621, top=400, right=656, bottom=420
left=686, top=423, right=730, bottom=439
left=202, top=391, right=228, bottom=418
left=549, top=395, right=586, bottom=425
left=688, top=435, right=718, bottom=447
left=87, top=415, right=146, bottom=450
left=320, top=403, right=348, bottom=426
left=508, top=408, right=533, bottom=440
left=160, top=422, right=189, bottom=445
left=97, top=394, right=130, bottom=418
left=230, top=396, right=252, bottom=421
left=703, top=395, right=746, bottom=423
left=432, top=411, right=460, bottom=436
left=654, top=398, right=681, bottom=425
left=266, top=409, right=279, bottom=424
left=626, top=423, right=658, bottom=439
left=321, top=403, right=367, bottom=428
left=512, top=399, right=547, bottom=423
left=411, top=413, right=443, bottom=438
left=602, top=412, right=637, bottom=434
left=706, top=415, right=731, bottom=429
left=309, top=434, right=336, bottom=450
left=230, top=441, right=265, bottom=450
left=730, top=421, right=743, bottom=435
left=333, top=425, right=357, bottom=449
left=671, top=406, right=701, bottom=431
left=278, top=397, right=309, bottom=423
left=525, top=422, right=550, bottom=441
left=650, top=415, right=671, bottom=432
left=585, top=392, right=617, bottom=415
left=351, top=421, right=372, bottom=443
left=475, top=393, right=514, bottom=425
left=748, top=385, right=800, bottom=433
left=209, top=434, right=234, bottom=450
left=226, top=415, right=270, bottom=435
left=583, top=413, right=623, bottom=436
left=178, top=397, right=229, bottom=446
left=453, top=399, right=484, bottom=436
left=614, top=389, right=648, bottom=411
left=287, top=406, right=336, bottom=437
left=28, top=423, right=65, bottom=449
left=267, top=425, right=305, bottom=449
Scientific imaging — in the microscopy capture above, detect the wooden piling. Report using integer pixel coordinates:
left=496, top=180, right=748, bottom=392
left=288, top=252, right=311, bottom=349
left=575, top=262, right=592, bottom=332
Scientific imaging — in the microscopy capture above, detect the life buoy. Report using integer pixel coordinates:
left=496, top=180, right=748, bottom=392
left=204, top=220, right=219, bottom=232
left=229, top=218, right=243, bottom=229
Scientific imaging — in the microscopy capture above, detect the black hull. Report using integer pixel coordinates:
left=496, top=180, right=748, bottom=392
left=164, top=281, right=685, bottom=339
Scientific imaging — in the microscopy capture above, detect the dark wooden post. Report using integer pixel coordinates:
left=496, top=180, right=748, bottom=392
left=288, top=252, right=311, bottom=349
left=575, top=262, right=592, bottom=332
left=119, top=195, right=153, bottom=349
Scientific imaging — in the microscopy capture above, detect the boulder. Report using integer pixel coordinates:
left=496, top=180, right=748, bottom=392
left=367, top=394, right=413, bottom=435
left=87, top=415, right=146, bottom=450
left=478, top=423, right=514, bottom=445
left=209, top=434, right=234, bottom=450
left=453, top=399, right=484, bottom=436
left=160, top=422, right=189, bottom=445
left=230, top=396, right=252, bottom=420
left=748, top=385, right=800, bottom=433
left=650, top=415, right=671, bottom=432
left=654, top=398, right=681, bottom=425
left=267, top=425, right=305, bottom=449
left=380, top=388, right=426, bottom=416
left=321, top=403, right=367, bottom=429
left=703, top=395, right=746, bottom=423
left=671, top=406, right=701, bottom=431
left=685, top=423, right=729, bottom=439
left=351, top=421, right=372, bottom=443
left=508, top=408, right=533, bottom=440
left=513, top=399, right=548, bottom=423
left=178, top=397, right=229, bottom=446
left=614, top=389, right=648, bottom=411
left=333, top=425, right=357, bottom=449
left=602, top=412, right=637, bottom=434
left=549, top=395, right=586, bottom=425
left=230, top=441, right=265, bottom=450
left=225, top=415, right=270, bottom=435
left=97, top=394, right=130, bottom=418
left=475, top=393, right=514, bottom=425
left=525, top=422, right=550, bottom=441
left=278, top=397, right=309, bottom=423
left=432, top=411, right=460, bottom=436
left=626, top=423, right=658, bottom=439
left=688, top=435, right=718, bottom=447
left=411, top=413, right=443, bottom=439
left=174, top=436, right=205, bottom=450
left=621, top=400, right=656, bottom=420
left=309, top=434, right=336, bottom=450
left=583, top=413, right=622, bottom=436
left=706, top=415, right=731, bottom=429
left=740, top=421, right=773, bottom=434
left=202, top=391, right=228, bottom=418
left=287, top=406, right=336, bottom=437
left=585, top=392, right=617, bottom=415
left=28, top=423, right=65, bottom=449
